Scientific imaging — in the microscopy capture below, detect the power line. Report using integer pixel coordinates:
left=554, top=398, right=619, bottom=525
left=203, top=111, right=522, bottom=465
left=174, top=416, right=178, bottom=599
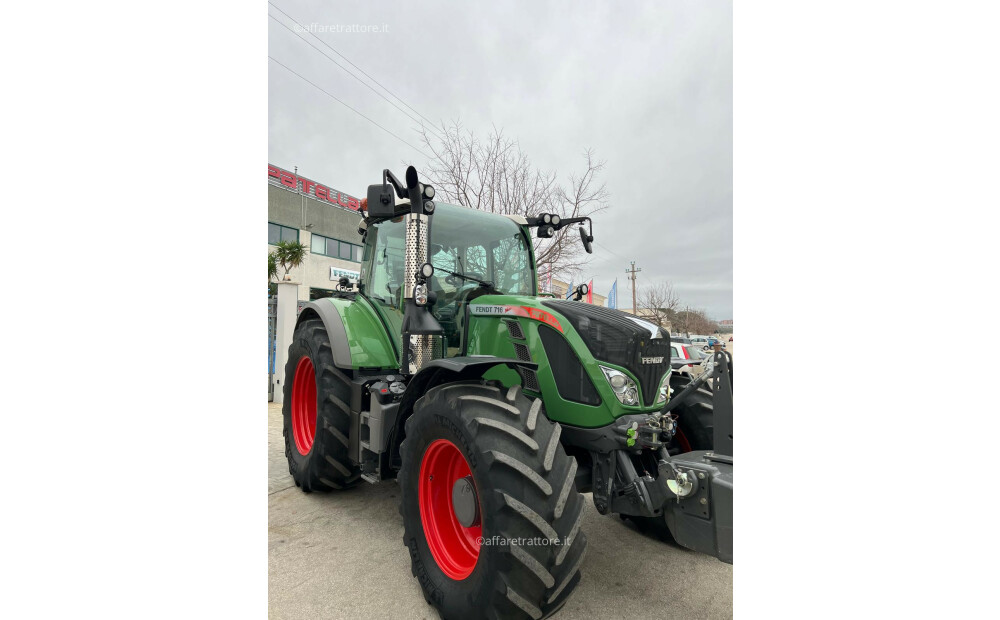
left=267, top=5, right=444, bottom=141
left=269, top=2, right=442, bottom=132
left=268, top=56, right=432, bottom=159
left=267, top=13, right=443, bottom=141
left=594, top=240, right=629, bottom=261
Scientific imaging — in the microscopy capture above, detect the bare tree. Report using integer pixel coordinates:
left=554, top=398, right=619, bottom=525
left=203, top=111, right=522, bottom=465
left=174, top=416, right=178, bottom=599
left=675, top=308, right=718, bottom=335
left=419, top=121, right=609, bottom=277
left=639, top=281, right=680, bottom=329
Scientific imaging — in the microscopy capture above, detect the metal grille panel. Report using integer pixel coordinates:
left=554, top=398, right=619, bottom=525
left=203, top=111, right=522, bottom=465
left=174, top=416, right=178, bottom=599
left=505, top=319, right=525, bottom=340
left=512, top=342, right=532, bottom=362
left=403, top=213, right=428, bottom=300
left=538, top=324, right=601, bottom=406
left=410, top=334, right=442, bottom=374
left=521, top=368, right=540, bottom=392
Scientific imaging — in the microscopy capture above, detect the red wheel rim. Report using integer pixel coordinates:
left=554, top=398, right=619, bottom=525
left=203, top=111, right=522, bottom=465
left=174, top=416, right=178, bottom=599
left=418, top=439, right=482, bottom=580
left=291, top=356, right=317, bottom=455
left=675, top=429, right=692, bottom=453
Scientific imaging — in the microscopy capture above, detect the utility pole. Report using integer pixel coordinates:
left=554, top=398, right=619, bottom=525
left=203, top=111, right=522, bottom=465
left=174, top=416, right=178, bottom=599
left=625, top=261, right=641, bottom=314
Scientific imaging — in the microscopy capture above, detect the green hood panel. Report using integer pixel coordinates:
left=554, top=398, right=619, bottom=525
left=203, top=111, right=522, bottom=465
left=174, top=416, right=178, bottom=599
left=466, top=295, right=666, bottom=428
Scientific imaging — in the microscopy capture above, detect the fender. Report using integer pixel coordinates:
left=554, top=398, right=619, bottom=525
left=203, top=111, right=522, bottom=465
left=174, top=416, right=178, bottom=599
left=295, top=296, right=398, bottom=370
left=400, top=357, right=539, bottom=411
left=385, top=357, right=538, bottom=470
left=295, top=300, right=353, bottom=368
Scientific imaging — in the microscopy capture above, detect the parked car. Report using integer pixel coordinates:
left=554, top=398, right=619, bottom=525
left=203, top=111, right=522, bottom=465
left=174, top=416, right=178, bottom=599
left=670, top=343, right=709, bottom=369
left=671, top=336, right=692, bottom=345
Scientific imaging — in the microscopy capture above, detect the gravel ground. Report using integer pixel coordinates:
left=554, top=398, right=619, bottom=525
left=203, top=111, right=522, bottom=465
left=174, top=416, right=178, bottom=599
left=268, top=402, right=733, bottom=619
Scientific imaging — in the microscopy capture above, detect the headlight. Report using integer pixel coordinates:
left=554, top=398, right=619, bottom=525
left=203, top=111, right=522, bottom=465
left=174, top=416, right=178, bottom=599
left=600, top=366, right=639, bottom=406
left=655, top=372, right=671, bottom=405
left=414, top=283, right=429, bottom=306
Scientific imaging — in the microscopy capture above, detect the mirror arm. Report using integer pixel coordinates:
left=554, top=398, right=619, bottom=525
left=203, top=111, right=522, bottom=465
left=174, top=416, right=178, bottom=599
left=383, top=169, right=407, bottom=199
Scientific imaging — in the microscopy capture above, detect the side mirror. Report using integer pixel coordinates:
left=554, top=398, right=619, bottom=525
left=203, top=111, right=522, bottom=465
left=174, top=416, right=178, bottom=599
left=366, top=183, right=397, bottom=218
left=579, top=226, right=593, bottom=254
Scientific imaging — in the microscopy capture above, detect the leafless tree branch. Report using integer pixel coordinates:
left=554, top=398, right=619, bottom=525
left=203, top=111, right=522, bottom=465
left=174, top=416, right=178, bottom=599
left=419, top=123, right=609, bottom=279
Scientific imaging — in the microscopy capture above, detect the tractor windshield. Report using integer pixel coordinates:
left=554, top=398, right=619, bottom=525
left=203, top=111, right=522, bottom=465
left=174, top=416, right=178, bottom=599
left=428, top=203, right=536, bottom=297
left=429, top=203, right=535, bottom=357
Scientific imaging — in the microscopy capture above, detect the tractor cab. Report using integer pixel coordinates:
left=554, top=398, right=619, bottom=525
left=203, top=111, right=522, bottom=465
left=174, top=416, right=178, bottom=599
left=360, top=202, right=537, bottom=358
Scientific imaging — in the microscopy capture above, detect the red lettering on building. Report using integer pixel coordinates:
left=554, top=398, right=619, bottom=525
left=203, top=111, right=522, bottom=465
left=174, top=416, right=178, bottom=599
left=268, top=164, right=360, bottom=211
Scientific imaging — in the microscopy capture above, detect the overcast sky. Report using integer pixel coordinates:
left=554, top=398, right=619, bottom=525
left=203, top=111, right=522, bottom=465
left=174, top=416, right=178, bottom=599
left=269, top=0, right=732, bottom=320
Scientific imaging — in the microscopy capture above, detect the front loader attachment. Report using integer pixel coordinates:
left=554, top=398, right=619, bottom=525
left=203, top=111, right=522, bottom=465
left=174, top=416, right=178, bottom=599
left=661, top=451, right=733, bottom=563
left=661, top=349, right=733, bottom=563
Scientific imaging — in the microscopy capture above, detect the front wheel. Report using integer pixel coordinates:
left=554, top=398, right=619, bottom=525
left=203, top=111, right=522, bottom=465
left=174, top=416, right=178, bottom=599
left=399, top=382, right=588, bottom=620
left=281, top=319, right=360, bottom=492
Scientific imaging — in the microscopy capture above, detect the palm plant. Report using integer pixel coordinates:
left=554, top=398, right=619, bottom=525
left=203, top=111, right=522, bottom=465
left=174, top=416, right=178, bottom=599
left=268, top=251, right=278, bottom=283
left=274, top=240, right=308, bottom=280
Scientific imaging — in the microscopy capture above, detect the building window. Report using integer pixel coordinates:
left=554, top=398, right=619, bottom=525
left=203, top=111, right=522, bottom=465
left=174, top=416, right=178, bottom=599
left=268, top=222, right=299, bottom=245
left=310, top=233, right=363, bottom=263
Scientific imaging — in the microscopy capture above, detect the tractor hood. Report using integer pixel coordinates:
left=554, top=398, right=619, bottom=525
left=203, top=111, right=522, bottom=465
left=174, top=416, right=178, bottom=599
left=466, top=295, right=672, bottom=418
left=539, top=299, right=671, bottom=408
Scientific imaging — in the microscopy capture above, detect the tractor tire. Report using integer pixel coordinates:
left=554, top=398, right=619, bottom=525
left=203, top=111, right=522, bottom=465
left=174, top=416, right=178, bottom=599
left=669, top=372, right=715, bottom=452
left=627, top=373, right=714, bottom=542
left=281, top=319, right=361, bottom=493
left=399, top=382, right=588, bottom=620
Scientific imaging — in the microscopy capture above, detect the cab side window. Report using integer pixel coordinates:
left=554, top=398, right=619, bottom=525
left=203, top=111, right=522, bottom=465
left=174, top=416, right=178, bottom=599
left=364, top=218, right=407, bottom=319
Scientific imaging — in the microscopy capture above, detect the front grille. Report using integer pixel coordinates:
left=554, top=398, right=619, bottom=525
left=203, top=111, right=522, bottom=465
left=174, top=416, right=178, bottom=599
left=538, top=324, right=601, bottom=406
left=512, top=342, right=532, bottom=362
left=542, top=300, right=670, bottom=407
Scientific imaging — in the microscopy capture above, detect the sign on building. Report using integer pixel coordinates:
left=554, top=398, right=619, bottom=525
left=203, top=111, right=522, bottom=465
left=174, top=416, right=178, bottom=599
left=330, top=267, right=361, bottom=281
left=268, top=164, right=361, bottom=212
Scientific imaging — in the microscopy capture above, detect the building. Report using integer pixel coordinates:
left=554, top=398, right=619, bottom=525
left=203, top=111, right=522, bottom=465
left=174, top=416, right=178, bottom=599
left=268, top=164, right=366, bottom=301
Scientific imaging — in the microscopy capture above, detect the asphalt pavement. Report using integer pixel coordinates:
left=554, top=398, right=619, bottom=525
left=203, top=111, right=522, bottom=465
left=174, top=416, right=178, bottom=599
left=268, top=402, right=733, bottom=619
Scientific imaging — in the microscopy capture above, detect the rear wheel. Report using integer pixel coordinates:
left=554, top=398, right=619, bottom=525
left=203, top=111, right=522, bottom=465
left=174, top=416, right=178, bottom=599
left=628, top=373, right=714, bottom=541
left=399, top=382, right=588, bottom=620
left=281, top=319, right=360, bottom=492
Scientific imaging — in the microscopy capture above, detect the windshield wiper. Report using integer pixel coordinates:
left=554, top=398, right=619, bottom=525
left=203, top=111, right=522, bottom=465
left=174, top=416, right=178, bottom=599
left=437, top=267, right=495, bottom=290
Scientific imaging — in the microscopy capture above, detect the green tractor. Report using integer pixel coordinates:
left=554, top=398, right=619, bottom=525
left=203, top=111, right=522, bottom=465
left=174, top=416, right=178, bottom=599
left=282, top=166, right=733, bottom=619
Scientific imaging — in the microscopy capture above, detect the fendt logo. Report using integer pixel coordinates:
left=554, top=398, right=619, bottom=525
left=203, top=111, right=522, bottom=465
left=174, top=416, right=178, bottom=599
left=640, top=356, right=664, bottom=364
left=268, top=164, right=361, bottom=211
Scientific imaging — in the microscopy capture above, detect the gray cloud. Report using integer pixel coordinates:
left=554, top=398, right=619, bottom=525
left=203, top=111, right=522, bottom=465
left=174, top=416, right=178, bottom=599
left=269, top=0, right=732, bottom=319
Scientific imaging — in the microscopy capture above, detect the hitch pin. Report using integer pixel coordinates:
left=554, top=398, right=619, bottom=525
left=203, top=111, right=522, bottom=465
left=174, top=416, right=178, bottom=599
left=667, top=470, right=695, bottom=500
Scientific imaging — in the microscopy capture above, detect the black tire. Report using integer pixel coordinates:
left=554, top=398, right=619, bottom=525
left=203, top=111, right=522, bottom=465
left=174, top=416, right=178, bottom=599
left=399, top=382, right=588, bottom=620
left=281, top=319, right=361, bottom=493
left=669, top=372, right=714, bottom=452
left=627, top=373, right=714, bottom=541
